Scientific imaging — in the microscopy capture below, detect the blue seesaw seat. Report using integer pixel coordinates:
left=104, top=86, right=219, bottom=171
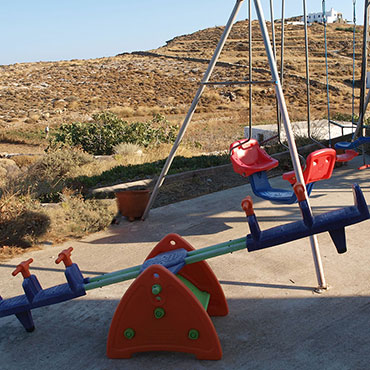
left=230, top=139, right=336, bottom=204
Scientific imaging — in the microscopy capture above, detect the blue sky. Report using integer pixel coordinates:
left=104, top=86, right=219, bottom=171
left=0, top=1, right=363, bottom=65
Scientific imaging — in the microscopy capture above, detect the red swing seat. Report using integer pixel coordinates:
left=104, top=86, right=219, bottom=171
left=230, top=139, right=279, bottom=177
left=282, top=148, right=337, bottom=185
left=335, top=149, right=359, bottom=163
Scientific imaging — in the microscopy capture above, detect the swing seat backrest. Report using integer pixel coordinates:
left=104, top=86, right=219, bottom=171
left=230, top=139, right=279, bottom=177
left=283, top=148, right=336, bottom=185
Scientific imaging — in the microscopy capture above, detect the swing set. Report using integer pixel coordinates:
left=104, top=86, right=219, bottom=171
left=141, top=0, right=369, bottom=293
left=229, top=0, right=366, bottom=204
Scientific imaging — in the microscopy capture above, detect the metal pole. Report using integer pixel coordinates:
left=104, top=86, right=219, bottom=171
left=352, top=0, right=357, bottom=130
left=303, top=0, right=312, bottom=140
left=303, top=0, right=323, bottom=148
left=142, top=0, right=244, bottom=220
left=277, top=0, right=285, bottom=144
left=280, top=0, right=285, bottom=87
left=353, top=0, right=370, bottom=167
left=270, top=0, right=277, bottom=60
left=248, top=0, right=253, bottom=140
left=322, top=0, right=332, bottom=146
left=253, top=0, right=327, bottom=290
left=270, top=0, right=281, bottom=137
left=357, top=0, right=370, bottom=136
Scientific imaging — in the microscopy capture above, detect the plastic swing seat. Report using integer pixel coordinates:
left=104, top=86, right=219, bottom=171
left=230, top=139, right=336, bottom=204
left=335, top=136, right=370, bottom=150
left=250, top=170, right=315, bottom=204
left=335, top=149, right=359, bottom=163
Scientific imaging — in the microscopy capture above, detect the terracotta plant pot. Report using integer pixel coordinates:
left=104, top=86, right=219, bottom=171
left=115, top=188, right=150, bottom=221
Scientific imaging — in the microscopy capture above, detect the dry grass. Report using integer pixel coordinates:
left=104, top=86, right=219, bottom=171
left=135, top=106, right=161, bottom=117
left=45, top=190, right=116, bottom=240
left=0, top=141, right=200, bottom=261
left=109, top=105, right=135, bottom=118
left=0, top=189, right=116, bottom=261
left=0, top=146, right=118, bottom=260
left=113, top=142, right=143, bottom=156
left=10, top=155, right=41, bottom=168
left=0, top=192, right=50, bottom=249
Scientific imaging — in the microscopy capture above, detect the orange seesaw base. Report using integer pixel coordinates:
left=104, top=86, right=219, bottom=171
left=106, top=234, right=228, bottom=360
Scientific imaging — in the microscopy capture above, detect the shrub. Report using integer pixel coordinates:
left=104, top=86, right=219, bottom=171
left=5, top=144, right=94, bottom=202
left=0, top=159, right=21, bottom=187
left=331, top=112, right=358, bottom=122
left=113, top=142, right=143, bottom=156
left=53, top=112, right=178, bottom=155
left=335, top=26, right=359, bottom=33
left=0, top=192, right=50, bottom=247
left=50, top=190, right=116, bottom=238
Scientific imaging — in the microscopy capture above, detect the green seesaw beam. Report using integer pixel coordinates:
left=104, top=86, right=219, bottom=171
left=84, top=237, right=247, bottom=291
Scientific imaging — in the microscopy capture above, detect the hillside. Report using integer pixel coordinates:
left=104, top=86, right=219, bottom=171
left=0, top=20, right=363, bottom=154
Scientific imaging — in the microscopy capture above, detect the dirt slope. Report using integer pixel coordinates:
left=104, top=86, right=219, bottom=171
left=0, top=20, right=362, bottom=152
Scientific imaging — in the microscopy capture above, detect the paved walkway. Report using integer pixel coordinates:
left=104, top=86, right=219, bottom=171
left=1, top=155, right=370, bottom=370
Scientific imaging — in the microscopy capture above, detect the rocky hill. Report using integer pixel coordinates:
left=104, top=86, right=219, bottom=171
left=0, top=20, right=363, bottom=153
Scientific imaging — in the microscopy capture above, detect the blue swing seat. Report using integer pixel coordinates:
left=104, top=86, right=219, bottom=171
left=249, top=171, right=315, bottom=204
left=335, top=136, right=370, bottom=150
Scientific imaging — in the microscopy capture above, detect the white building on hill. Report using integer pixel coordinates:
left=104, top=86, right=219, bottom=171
left=302, top=8, right=342, bottom=24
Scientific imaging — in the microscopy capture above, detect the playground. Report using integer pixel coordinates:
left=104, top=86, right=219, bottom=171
left=0, top=153, right=369, bottom=369
left=1, top=0, right=370, bottom=368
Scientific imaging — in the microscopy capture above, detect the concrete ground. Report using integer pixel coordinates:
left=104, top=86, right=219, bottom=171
left=1, top=155, right=370, bottom=370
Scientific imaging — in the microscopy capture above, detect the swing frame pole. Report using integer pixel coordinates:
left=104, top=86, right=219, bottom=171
left=355, top=0, right=370, bottom=139
left=359, top=0, right=369, bottom=127
left=247, top=0, right=253, bottom=140
left=253, top=0, right=327, bottom=290
left=141, top=0, right=244, bottom=220
left=303, top=0, right=311, bottom=131
left=303, top=0, right=324, bottom=148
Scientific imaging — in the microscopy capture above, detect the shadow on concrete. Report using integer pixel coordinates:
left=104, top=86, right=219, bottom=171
left=219, top=280, right=313, bottom=292
left=1, top=294, right=370, bottom=369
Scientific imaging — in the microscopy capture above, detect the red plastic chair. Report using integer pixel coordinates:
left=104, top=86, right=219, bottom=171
left=283, top=148, right=337, bottom=185
left=230, top=139, right=279, bottom=177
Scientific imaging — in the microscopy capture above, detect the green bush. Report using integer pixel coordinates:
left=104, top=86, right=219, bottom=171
left=53, top=112, right=178, bottom=155
left=335, top=26, right=359, bottom=33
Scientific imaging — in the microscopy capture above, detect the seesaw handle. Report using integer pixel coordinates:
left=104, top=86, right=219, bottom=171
left=12, top=258, right=33, bottom=279
left=241, top=196, right=254, bottom=216
left=55, top=247, right=73, bottom=267
left=293, top=183, right=306, bottom=202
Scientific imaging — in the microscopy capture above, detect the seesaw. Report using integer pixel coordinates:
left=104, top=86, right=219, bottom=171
left=1, top=184, right=369, bottom=360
